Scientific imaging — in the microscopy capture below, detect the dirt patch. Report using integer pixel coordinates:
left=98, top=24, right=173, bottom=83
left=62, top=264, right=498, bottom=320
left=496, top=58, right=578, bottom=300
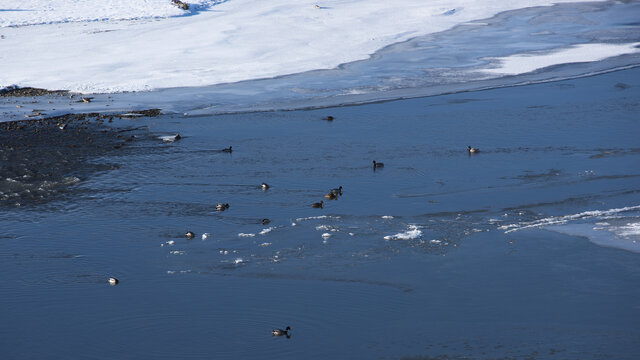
left=0, top=86, right=69, bottom=97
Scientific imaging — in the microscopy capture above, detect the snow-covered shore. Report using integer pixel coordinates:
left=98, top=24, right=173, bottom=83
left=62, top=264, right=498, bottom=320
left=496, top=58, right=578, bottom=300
left=0, top=0, right=609, bottom=94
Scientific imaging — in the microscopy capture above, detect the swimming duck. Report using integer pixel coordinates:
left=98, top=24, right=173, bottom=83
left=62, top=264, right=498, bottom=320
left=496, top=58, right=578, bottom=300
left=311, top=201, right=323, bottom=208
left=330, top=186, right=343, bottom=196
left=323, top=115, right=334, bottom=121
left=185, top=230, right=195, bottom=239
left=372, top=160, right=384, bottom=168
left=467, top=146, right=480, bottom=153
left=216, top=203, right=230, bottom=211
left=160, top=134, right=181, bottom=142
left=272, top=326, right=291, bottom=337
left=221, top=146, right=232, bottom=153
left=261, top=183, right=270, bottom=190
left=262, top=218, right=271, bottom=225
left=108, top=277, right=119, bottom=286
left=325, top=192, right=337, bottom=200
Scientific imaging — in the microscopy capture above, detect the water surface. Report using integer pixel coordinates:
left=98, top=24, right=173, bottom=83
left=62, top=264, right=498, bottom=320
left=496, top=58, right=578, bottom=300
left=1, top=67, right=640, bottom=359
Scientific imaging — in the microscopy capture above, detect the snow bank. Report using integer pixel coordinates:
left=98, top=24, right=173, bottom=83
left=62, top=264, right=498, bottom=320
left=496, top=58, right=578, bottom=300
left=0, top=0, right=602, bottom=93
left=0, top=0, right=219, bottom=27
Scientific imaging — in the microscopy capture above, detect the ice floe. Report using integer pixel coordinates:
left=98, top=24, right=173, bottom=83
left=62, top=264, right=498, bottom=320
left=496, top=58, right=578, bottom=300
left=384, top=225, right=422, bottom=240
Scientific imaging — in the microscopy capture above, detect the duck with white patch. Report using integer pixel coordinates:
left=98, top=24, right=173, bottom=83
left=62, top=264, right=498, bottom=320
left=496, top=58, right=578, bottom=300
left=272, top=326, right=291, bottom=338
left=216, top=203, right=230, bottom=211
left=159, top=134, right=181, bottom=142
left=467, top=145, right=480, bottom=153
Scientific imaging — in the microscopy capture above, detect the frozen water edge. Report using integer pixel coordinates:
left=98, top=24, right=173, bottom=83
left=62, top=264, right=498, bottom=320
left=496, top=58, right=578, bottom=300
left=2, top=1, right=640, bottom=122
left=1, top=0, right=603, bottom=92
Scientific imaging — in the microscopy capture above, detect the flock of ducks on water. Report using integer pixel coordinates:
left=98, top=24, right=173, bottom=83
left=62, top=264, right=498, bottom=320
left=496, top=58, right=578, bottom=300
left=114, top=116, right=482, bottom=338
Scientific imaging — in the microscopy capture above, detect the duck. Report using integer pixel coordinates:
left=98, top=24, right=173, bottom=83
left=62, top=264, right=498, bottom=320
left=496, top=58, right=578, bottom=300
left=108, top=277, right=119, bottom=286
left=261, top=218, right=271, bottom=225
left=261, top=183, right=270, bottom=190
left=221, top=146, right=232, bottom=153
left=325, top=192, right=338, bottom=200
left=323, top=115, right=334, bottom=121
left=311, top=201, right=323, bottom=208
left=160, top=134, right=181, bottom=142
left=467, top=145, right=480, bottom=153
left=330, top=186, right=343, bottom=196
left=216, top=203, right=230, bottom=211
left=372, top=160, right=384, bottom=168
left=185, top=231, right=195, bottom=239
left=272, top=326, right=291, bottom=337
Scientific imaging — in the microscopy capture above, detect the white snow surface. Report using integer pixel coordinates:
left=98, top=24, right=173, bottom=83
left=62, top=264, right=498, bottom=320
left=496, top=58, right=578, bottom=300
left=482, top=42, right=640, bottom=75
left=0, top=0, right=601, bottom=93
left=0, top=0, right=217, bottom=27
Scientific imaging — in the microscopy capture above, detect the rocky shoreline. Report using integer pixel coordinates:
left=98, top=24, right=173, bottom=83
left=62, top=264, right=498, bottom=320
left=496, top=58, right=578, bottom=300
left=0, top=109, right=161, bottom=208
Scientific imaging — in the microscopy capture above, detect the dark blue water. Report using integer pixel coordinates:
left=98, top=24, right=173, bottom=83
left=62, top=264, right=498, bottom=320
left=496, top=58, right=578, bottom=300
left=1, top=68, right=640, bottom=359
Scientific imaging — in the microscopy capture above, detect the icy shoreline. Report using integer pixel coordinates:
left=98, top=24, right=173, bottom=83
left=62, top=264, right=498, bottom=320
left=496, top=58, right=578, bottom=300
left=2, top=1, right=640, bottom=122
left=1, top=0, right=604, bottom=93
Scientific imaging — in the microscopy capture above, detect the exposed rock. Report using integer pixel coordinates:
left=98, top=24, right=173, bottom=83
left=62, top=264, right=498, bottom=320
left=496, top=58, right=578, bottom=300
left=172, top=0, right=189, bottom=10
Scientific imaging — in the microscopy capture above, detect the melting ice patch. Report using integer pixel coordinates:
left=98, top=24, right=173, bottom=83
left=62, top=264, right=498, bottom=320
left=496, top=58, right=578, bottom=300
left=481, top=42, right=640, bottom=75
left=615, top=222, right=640, bottom=238
left=384, top=225, right=422, bottom=241
left=502, top=205, right=640, bottom=253
left=238, top=233, right=255, bottom=237
left=499, top=205, right=640, bottom=234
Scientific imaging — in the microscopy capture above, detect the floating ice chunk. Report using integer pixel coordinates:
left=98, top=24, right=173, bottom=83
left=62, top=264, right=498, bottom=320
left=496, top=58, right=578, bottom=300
left=322, top=233, right=332, bottom=238
left=384, top=225, right=422, bottom=240
left=296, top=215, right=329, bottom=221
left=167, top=270, right=176, bottom=274
left=291, top=222, right=297, bottom=226
left=316, top=225, right=330, bottom=231
left=430, top=239, right=442, bottom=244
left=219, top=250, right=229, bottom=255
left=234, top=258, right=244, bottom=264
left=348, top=232, right=355, bottom=236
left=238, top=233, right=255, bottom=237
left=381, top=215, right=394, bottom=219
left=295, top=215, right=340, bottom=222
left=165, top=240, right=175, bottom=246
left=259, top=242, right=272, bottom=247
left=259, top=227, right=275, bottom=235
left=202, top=233, right=210, bottom=240
left=170, top=250, right=185, bottom=255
